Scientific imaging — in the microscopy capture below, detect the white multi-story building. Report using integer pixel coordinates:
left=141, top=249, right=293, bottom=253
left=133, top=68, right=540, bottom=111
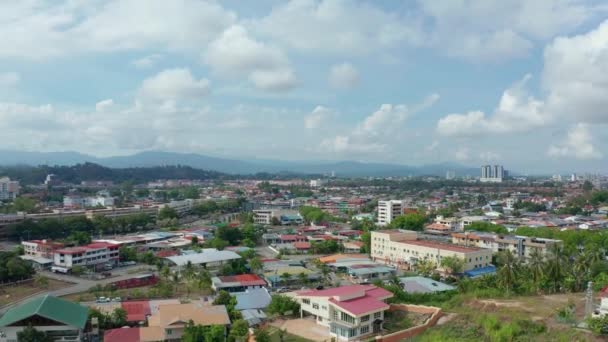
left=22, top=240, right=64, bottom=259
left=480, top=165, right=504, bottom=183
left=253, top=209, right=275, bottom=224
left=451, top=232, right=562, bottom=259
left=371, top=230, right=492, bottom=273
left=295, top=285, right=393, bottom=341
left=63, top=194, right=115, bottom=209
left=54, top=242, right=119, bottom=270
left=0, top=177, right=19, bottom=201
left=377, top=200, right=403, bottom=226
left=310, top=179, right=327, bottom=188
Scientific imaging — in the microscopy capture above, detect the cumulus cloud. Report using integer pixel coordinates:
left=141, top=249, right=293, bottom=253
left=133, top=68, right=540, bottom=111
left=0, top=0, right=237, bottom=59
left=138, top=68, right=210, bottom=102
left=252, top=0, right=423, bottom=55
left=548, top=124, right=602, bottom=160
left=454, top=147, right=470, bottom=161
left=437, top=74, right=546, bottom=136
left=543, top=19, right=608, bottom=124
left=0, top=72, right=20, bottom=87
left=321, top=94, right=439, bottom=155
left=328, top=63, right=360, bottom=89
left=204, top=25, right=297, bottom=91
left=95, top=99, right=114, bottom=112
left=419, top=0, right=595, bottom=62
left=304, top=106, right=331, bottom=129
left=131, top=54, right=163, bottom=69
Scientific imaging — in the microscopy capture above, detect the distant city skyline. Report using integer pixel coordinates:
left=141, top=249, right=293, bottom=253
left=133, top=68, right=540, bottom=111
left=1, top=1, right=607, bottom=173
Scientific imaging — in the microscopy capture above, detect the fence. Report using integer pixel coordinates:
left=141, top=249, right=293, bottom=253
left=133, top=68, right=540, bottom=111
left=0, top=278, right=34, bottom=288
left=374, top=304, right=443, bottom=342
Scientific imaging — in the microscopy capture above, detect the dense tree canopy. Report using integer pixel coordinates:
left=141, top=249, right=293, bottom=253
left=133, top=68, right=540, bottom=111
left=0, top=251, right=34, bottom=282
left=389, top=213, right=427, bottom=231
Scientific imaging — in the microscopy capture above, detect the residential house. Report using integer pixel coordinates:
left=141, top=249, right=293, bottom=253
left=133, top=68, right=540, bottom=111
left=0, top=295, right=88, bottom=342
left=295, top=285, right=393, bottom=341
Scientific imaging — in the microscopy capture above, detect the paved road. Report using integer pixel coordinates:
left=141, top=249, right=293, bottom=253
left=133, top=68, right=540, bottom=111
left=0, top=266, right=157, bottom=314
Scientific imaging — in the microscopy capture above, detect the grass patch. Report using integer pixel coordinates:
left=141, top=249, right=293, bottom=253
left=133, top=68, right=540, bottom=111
left=0, top=279, right=72, bottom=306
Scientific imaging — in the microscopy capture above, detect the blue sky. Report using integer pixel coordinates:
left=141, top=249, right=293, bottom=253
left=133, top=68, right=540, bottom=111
left=1, top=0, right=608, bottom=173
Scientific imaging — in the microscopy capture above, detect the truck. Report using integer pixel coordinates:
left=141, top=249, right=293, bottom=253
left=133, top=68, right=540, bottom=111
left=51, top=266, right=70, bottom=274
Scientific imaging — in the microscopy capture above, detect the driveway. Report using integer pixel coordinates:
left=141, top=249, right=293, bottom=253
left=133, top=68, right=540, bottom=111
left=270, top=318, right=331, bottom=342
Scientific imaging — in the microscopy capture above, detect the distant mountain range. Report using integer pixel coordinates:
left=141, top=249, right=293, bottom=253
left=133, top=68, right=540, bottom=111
left=0, top=150, right=480, bottom=177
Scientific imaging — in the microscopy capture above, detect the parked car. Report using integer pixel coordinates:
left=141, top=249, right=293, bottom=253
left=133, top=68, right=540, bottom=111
left=276, top=287, right=289, bottom=293
left=111, top=297, right=121, bottom=302
left=102, top=272, right=112, bottom=277
left=96, top=297, right=110, bottom=303
left=315, top=285, right=324, bottom=290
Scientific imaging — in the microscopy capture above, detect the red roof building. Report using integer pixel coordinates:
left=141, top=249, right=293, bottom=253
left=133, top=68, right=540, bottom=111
left=104, top=327, right=140, bottom=342
left=121, top=300, right=151, bottom=322
left=295, top=285, right=393, bottom=340
left=212, top=274, right=267, bottom=292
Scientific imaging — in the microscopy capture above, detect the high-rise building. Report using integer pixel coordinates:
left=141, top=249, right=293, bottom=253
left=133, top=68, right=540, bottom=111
left=377, top=200, right=403, bottom=226
left=0, top=177, right=19, bottom=200
left=480, top=165, right=504, bottom=183
left=446, top=170, right=456, bottom=180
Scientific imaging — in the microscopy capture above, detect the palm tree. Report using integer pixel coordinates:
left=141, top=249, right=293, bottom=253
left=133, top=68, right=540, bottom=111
left=497, top=250, right=518, bottom=295
left=298, top=272, right=308, bottom=286
left=249, top=257, right=263, bottom=275
left=526, top=248, right=545, bottom=293
left=546, top=244, right=567, bottom=293
left=197, top=270, right=212, bottom=291
left=183, top=261, right=195, bottom=280
left=280, top=272, right=292, bottom=286
left=320, top=265, right=331, bottom=285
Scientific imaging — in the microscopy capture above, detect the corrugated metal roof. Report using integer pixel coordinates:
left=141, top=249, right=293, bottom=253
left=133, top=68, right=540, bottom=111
left=0, top=294, right=88, bottom=329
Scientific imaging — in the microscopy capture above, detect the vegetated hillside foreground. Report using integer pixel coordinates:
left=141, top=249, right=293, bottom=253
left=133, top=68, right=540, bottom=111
left=415, top=293, right=601, bottom=342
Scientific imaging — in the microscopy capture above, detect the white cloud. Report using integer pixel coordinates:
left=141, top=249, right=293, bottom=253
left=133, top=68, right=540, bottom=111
left=454, top=147, right=470, bottom=161
left=437, top=75, right=546, bottom=136
left=548, top=124, right=602, bottom=160
left=543, top=19, right=608, bottom=124
left=0, top=1, right=237, bottom=59
left=204, top=25, right=297, bottom=91
left=252, top=0, right=423, bottom=55
left=0, top=72, right=20, bottom=87
left=138, top=68, right=210, bottom=102
left=321, top=94, right=439, bottom=155
left=479, top=151, right=501, bottom=162
left=95, top=99, right=114, bottom=112
left=425, top=141, right=439, bottom=152
left=131, top=54, right=163, bottom=69
left=218, top=118, right=250, bottom=129
left=304, top=106, right=331, bottom=129
left=328, top=63, right=359, bottom=89
left=419, top=0, right=595, bottom=62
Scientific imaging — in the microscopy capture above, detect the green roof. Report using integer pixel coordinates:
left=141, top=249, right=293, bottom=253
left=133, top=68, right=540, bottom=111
left=0, top=294, right=88, bottom=329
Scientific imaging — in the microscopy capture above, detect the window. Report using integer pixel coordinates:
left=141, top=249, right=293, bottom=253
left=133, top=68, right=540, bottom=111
left=349, top=328, right=357, bottom=337
left=361, top=314, right=370, bottom=322
left=312, top=303, right=319, bottom=310
left=341, top=311, right=356, bottom=324
left=330, top=325, right=337, bottom=333
left=167, top=329, right=172, bottom=335
left=303, top=299, right=310, bottom=305
left=322, top=305, right=327, bottom=310
left=360, top=325, right=370, bottom=334
left=374, top=312, right=382, bottom=319
left=333, top=310, right=338, bottom=321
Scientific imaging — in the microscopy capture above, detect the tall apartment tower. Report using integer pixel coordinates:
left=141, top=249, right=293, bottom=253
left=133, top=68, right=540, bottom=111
left=480, top=165, right=504, bottom=183
left=377, top=200, right=403, bottom=226
left=0, top=177, right=19, bottom=200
